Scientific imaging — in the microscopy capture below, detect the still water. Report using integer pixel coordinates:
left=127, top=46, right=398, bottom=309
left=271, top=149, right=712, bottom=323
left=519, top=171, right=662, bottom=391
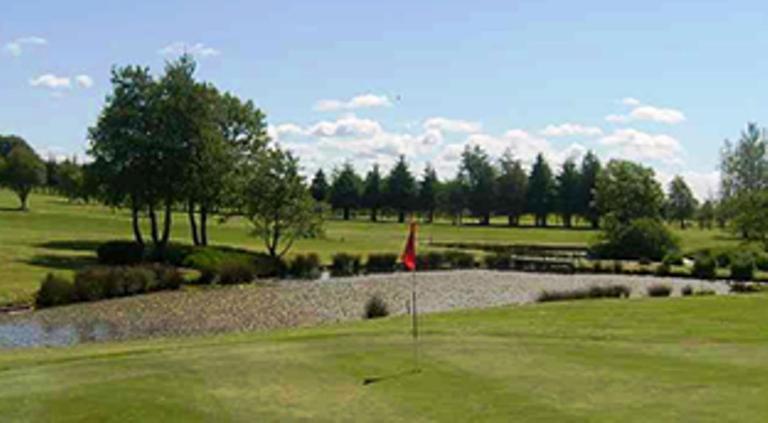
left=0, top=319, right=115, bottom=348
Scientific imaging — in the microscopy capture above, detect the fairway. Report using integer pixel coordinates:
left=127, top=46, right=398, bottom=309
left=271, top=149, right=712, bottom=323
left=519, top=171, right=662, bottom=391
left=0, top=189, right=744, bottom=304
left=0, top=295, right=767, bottom=422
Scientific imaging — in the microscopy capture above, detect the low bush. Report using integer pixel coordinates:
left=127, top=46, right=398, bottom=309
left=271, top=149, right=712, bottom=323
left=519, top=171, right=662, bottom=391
left=109, top=266, right=155, bottom=296
left=647, top=284, right=672, bottom=297
left=73, top=265, right=183, bottom=303
left=74, top=267, right=111, bottom=301
left=655, top=263, right=671, bottom=276
left=662, top=251, right=684, bottom=266
left=729, top=283, right=764, bottom=294
left=365, top=253, right=398, bottom=273
left=443, top=251, right=475, bottom=269
left=417, top=252, right=448, bottom=271
left=148, top=264, right=185, bottom=290
left=729, top=253, right=755, bottom=281
left=692, top=255, right=717, bottom=280
left=288, top=253, right=322, bottom=279
left=36, top=274, right=75, bottom=308
left=681, top=285, right=693, bottom=296
left=611, top=261, right=624, bottom=274
left=145, top=242, right=195, bottom=266
left=217, top=261, right=256, bottom=285
left=592, top=260, right=605, bottom=273
left=537, top=284, right=630, bottom=302
left=96, top=241, right=145, bottom=265
left=755, top=252, right=768, bottom=272
left=590, top=218, right=679, bottom=261
left=363, top=294, right=389, bottom=319
left=331, top=253, right=361, bottom=277
left=484, top=253, right=512, bottom=270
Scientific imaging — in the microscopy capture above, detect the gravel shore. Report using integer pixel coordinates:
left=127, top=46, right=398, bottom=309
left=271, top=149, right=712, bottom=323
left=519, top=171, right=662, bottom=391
left=0, top=271, right=731, bottom=347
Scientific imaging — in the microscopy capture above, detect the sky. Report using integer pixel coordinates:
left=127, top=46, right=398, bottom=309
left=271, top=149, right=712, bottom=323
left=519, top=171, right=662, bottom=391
left=4, top=0, right=768, bottom=199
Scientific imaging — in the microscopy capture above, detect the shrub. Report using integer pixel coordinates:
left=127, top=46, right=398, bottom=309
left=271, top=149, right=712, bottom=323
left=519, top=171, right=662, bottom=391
left=538, top=284, right=630, bottom=302
left=730, top=253, right=755, bottom=281
left=755, top=252, right=768, bottom=272
left=288, top=253, right=322, bottom=279
left=363, top=294, right=389, bottom=319
left=592, top=260, right=605, bottom=273
left=96, top=241, right=144, bottom=265
left=591, top=218, right=679, bottom=261
left=444, top=250, right=475, bottom=269
left=729, top=283, right=763, bottom=294
left=484, top=253, right=512, bottom=270
left=681, top=285, right=693, bottom=296
left=111, top=266, right=155, bottom=296
left=611, top=260, right=624, bottom=274
left=145, top=242, right=195, bottom=266
left=74, top=267, right=111, bottom=301
left=714, top=249, right=732, bottom=268
left=417, top=252, right=447, bottom=271
left=74, top=265, right=182, bottom=301
left=654, top=262, right=671, bottom=276
left=662, top=251, right=684, bottom=266
left=148, top=264, right=185, bottom=290
left=331, top=253, right=361, bottom=277
left=647, top=284, right=672, bottom=297
left=217, top=261, right=256, bottom=285
left=692, top=255, right=717, bottom=280
left=36, top=274, right=75, bottom=308
left=365, top=253, right=398, bottom=273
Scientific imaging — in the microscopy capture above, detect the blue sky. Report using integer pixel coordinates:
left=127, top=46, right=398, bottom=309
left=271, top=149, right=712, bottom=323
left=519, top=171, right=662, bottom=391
left=3, top=0, right=768, bottom=198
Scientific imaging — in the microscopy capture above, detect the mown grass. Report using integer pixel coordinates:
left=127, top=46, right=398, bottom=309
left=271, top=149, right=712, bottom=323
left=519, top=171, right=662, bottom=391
left=0, top=294, right=767, bottom=421
left=0, top=189, right=745, bottom=304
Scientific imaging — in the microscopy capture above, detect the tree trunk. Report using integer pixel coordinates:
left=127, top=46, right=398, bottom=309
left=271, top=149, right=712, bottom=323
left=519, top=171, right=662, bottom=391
left=541, top=214, right=548, bottom=227
left=680, top=219, right=686, bottom=230
left=200, top=205, right=208, bottom=246
left=131, top=205, right=144, bottom=246
left=591, top=218, right=599, bottom=229
left=19, top=191, right=28, bottom=211
left=188, top=201, right=200, bottom=246
left=161, top=203, right=172, bottom=246
left=343, top=207, right=350, bottom=221
left=398, top=211, right=405, bottom=223
left=149, top=205, right=159, bottom=244
left=370, top=208, right=378, bottom=222
left=563, top=214, right=572, bottom=228
left=427, top=209, right=434, bottom=224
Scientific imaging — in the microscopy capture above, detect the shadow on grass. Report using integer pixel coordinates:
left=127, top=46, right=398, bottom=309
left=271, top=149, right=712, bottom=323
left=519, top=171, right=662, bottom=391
left=0, top=206, right=24, bottom=212
left=35, top=240, right=103, bottom=252
left=24, top=254, right=98, bottom=272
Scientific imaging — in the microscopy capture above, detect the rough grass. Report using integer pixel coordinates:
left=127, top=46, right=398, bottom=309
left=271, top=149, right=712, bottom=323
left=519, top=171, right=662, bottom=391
left=0, top=294, right=767, bottom=421
left=0, top=189, right=747, bottom=304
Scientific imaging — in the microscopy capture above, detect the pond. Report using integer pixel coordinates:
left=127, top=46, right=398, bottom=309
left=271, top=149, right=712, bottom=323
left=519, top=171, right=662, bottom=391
left=0, top=319, right=115, bottom=348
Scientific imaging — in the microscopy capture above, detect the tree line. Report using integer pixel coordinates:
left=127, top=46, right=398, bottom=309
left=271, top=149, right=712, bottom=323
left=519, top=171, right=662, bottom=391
left=311, top=147, right=702, bottom=230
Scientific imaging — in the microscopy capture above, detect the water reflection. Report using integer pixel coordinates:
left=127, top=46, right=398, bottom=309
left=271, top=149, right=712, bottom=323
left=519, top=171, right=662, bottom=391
left=0, top=319, right=115, bottom=348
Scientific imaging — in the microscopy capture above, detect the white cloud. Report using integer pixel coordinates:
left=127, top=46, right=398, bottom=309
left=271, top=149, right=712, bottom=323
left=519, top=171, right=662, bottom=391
left=75, top=75, right=94, bottom=88
left=540, top=123, right=603, bottom=137
left=600, top=128, right=683, bottom=163
left=4, top=36, right=47, bottom=56
left=267, top=123, right=305, bottom=142
left=656, top=170, right=720, bottom=201
left=159, top=42, right=220, bottom=58
left=606, top=99, right=686, bottom=124
left=314, top=94, right=392, bottom=112
left=423, top=117, right=481, bottom=133
left=29, top=74, right=71, bottom=89
left=308, top=114, right=383, bottom=138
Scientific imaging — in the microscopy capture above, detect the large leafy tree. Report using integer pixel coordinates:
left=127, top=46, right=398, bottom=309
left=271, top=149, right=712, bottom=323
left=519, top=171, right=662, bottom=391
left=697, top=199, right=716, bottom=230
left=0, top=145, right=45, bottom=210
left=595, top=160, right=664, bottom=224
left=496, top=150, right=527, bottom=226
left=310, top=169, right=329, bottom=203
left=57, top=158, right=86, bottom=202
left=665, top=176, right=698, bottom=229
left=578, top=151, right=602, bottom=228
left=242, top=148, right=321, bottom=258
left=386, top=155, right=417, bottom=223
left=527, top=154, right=555, bottom=227
left=330, top=163, right=361, bottom=220
left=458, top=146, right=497, bottom=225
left=419, top=164, right=439, bottom=223
left=362, top=165, right=384, bottom=222
left=556, top=159, right=581, bottom=228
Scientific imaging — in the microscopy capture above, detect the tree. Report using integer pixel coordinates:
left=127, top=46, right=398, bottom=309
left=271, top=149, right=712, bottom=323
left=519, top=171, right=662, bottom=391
left=57, top=158, right=86, bottom=202
left=556, top=159, right=581, bottom=228
left=665, top=176, right=698, bottom=229
left=496, top=150, right=527, bottom=226
left=578, top=151, right=602, bottom=228
left=419, top=164, right=439, bottom=223
left=310, top=169, right=329, bottom=203
left=386, top=155, right=417, bottom=223
left=0, top=145, right=45, bottom=210
left=527, top=154, right=555, bottom=227
left=242, top=148, right=321, bottom=258
left=595, top=160, right=664, bottom=225
left=697, top=199, right=715, bottom=230
left=362, top=165, right=383, bottom=222
left=330, top=163, right=361, bottom=220
left=439, top=178, right=466, bottom=225
left=458, top=146, right=496, bottom=225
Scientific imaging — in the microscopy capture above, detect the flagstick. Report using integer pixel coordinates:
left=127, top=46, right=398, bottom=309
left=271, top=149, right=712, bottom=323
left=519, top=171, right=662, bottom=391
left=411, top=269, right=419, bottom=373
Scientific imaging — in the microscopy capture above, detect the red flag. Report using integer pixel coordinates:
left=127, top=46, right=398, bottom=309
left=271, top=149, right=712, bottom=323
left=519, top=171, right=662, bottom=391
left=402, top=222, right=417, bottom=271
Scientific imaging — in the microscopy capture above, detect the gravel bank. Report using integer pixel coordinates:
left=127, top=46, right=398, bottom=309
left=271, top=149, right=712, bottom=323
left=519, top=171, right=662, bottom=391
left=0, top=271, right=730, bottom=347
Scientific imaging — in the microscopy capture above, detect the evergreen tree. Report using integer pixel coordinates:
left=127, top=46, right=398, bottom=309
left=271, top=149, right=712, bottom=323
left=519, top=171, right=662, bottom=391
left=386, top=155, right=417, bottom=223
left=362, top=165, right=383, bottom=222
left=697, top=199, right=716, bottom=230
left=666, top=175, right=698, bottom=229
left=310, top=169, right=329, bottom=202
left=556, top=159, right=581, bottom=228
left=329, top=163, right=361, bottom=220
left=495, top=150, right=527, bottom=226
left=527, top=154, right=555, bottom=227
left=458, top=145, right=497, bottom=225
left=419, top=164, right=439, bottom=223
left=578, top=151, right=602, bottom=228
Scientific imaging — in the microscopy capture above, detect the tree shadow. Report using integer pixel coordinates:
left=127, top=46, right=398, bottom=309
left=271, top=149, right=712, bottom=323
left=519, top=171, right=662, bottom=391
left=24, top=254, right=98, bottom=272
left=0, top=206, right=24, bottom=212
left=35, top=240, right=103, bottom=252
